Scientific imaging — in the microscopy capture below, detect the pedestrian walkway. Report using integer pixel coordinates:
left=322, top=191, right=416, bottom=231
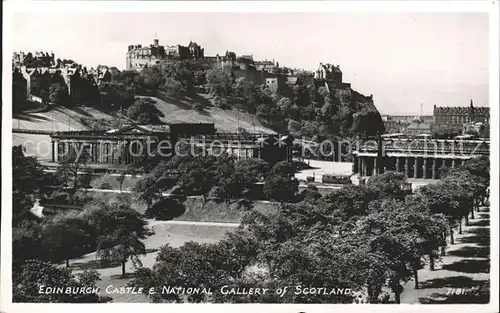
left=401, top=206, right=490, bottom=304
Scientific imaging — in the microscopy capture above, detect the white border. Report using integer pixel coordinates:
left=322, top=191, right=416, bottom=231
left=2, top=1, right=499, bottom=313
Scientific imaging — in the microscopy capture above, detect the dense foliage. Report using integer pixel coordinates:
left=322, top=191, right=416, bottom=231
left=128, top=155, right=489, bottom=303
left=12, top=144, right=489, bottom=304
left=95, top=58, right=384, bottom=138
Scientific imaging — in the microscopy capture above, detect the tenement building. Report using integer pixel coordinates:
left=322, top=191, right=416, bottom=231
left=433, top=100, right=490, bottom=131
left=12, top=51, right=113, bottom=104
left=352, top=137, right=490, bottom=179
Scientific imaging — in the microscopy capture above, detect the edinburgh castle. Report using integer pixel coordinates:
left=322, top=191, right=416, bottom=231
left=125, top=38, right=351, bottom=95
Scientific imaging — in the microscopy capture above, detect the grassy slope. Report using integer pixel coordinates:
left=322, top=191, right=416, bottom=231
left=12, top=93, right=274, bottom=134
left=140, top=93, right=275, bottom=133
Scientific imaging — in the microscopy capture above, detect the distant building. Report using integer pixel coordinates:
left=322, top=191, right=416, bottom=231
left=382, top=115, right=434, bottom=134
left=13, top=51, right=56, bottom=68
left=49, top=123, right=292, bottom=167
left=12, top=51, right=114, bottom=104
left=433, top=100, right=489, bottom=131
left=314, top=63, right=342, bottom=82
left=255, top=60, right=277, bottom=74
left=313, top=63, right=351, bottom=91
left=406, top=121, right=432, bottom=136
left=126, top=38, right=205, bottom=70
left=463, top=121, right=489, bottom=137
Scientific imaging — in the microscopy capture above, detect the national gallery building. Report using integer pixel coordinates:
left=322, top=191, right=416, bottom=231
left=49, top=123, right=293, bottom=167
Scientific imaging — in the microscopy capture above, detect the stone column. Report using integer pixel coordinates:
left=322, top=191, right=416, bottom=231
left=362, top=157, right=367, bottom=177
left=99, top=142, right=103, bottom=164
left=51, top=140, right=55, bottom=162
left=54, top=140, right=58, bottom=163
left=413, top=158, right=419, bottom=179
left=373, top=157, right=378, bottom=175
left=405, top=158, right=409, bottom=177
left=64, top=142, right=69, bottom=159
left=451, top=158, right=456, bottom=168
left=432, top=159, right=437, bottom=179
left=423, top=158, right=428, bottom=179
left=396, top=157, right=401, bottom=172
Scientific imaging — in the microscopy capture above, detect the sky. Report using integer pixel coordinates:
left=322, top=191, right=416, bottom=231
left=11, top=12, right=489, bottom=115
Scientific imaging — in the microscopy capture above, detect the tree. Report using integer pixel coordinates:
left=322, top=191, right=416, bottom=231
left=48, top=83, right=69, bottom=106
left=269, top=161, right=295, bottom=179
left=97, top=226, right=146, bottom=276
left=234, top=158, right=271, bottom=181
left=432, top=127, right=462, bottom=139
left=40, top=217, right=92, bottom=267
left=127, top=97, right=164, bottom=125
left=212, top=155, right=259, bottom=205
left=83, top=201, right=148, bottom=277
left=178, top=155, right=217, bottom=202
left=131, top=241, right=244, bottom=303
left=98, top=81, right=136, bottom=109
left=55, top=146, right=91, bottom=202
left=13, top=220, right=43, bottom=269
left=206, top=69, right=230, bottom=97
left=317, top=185, right=378, bottom=232
left=13, top=260, right=105, bottom=303
left=351, top=109, right=385, bottom=138
left=141, top=66, right=164, bottom=90
left=161, top=77, right=185, bottom=96
left=132, top=176, right=157, bottom=210
left=416, top=183, right=464, bottom=245
left=459, top=156, right=490, bottom=208
left=367, top=171, right=408, bottom=200
left=12, top=146, right=48, bottom=224
left=355, top=200, right=436, bottom=301
left=144, top=197, right=186, bottom=220
left=442, top=168, right=483, bottom=229
left=299, top=184, right=322, bottom=203
left=263, top=175, right=299, bottom=204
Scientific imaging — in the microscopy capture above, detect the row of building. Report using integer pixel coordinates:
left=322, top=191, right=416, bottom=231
left=12, top=51, right=120, bottom=105
left=382, top=100, right=490, bottom=137
left=13, top=37, right=353, bottom=105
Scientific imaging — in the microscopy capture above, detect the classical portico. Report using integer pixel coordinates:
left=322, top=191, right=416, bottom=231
left=49, top=124, right=293, bottom=167
left=352, top=138, right=490, bottom=179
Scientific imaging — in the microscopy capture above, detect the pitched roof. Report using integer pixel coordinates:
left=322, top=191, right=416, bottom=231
left=407, top=122, right=431, bottom=130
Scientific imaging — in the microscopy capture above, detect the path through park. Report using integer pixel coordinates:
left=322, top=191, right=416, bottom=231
left=401, top=206, right=491, bottom=304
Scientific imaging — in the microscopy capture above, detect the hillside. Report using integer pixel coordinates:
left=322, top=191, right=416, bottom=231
left=138, top=93, right=276, bottom=133
left=13, top=94, right=276, bottom=134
